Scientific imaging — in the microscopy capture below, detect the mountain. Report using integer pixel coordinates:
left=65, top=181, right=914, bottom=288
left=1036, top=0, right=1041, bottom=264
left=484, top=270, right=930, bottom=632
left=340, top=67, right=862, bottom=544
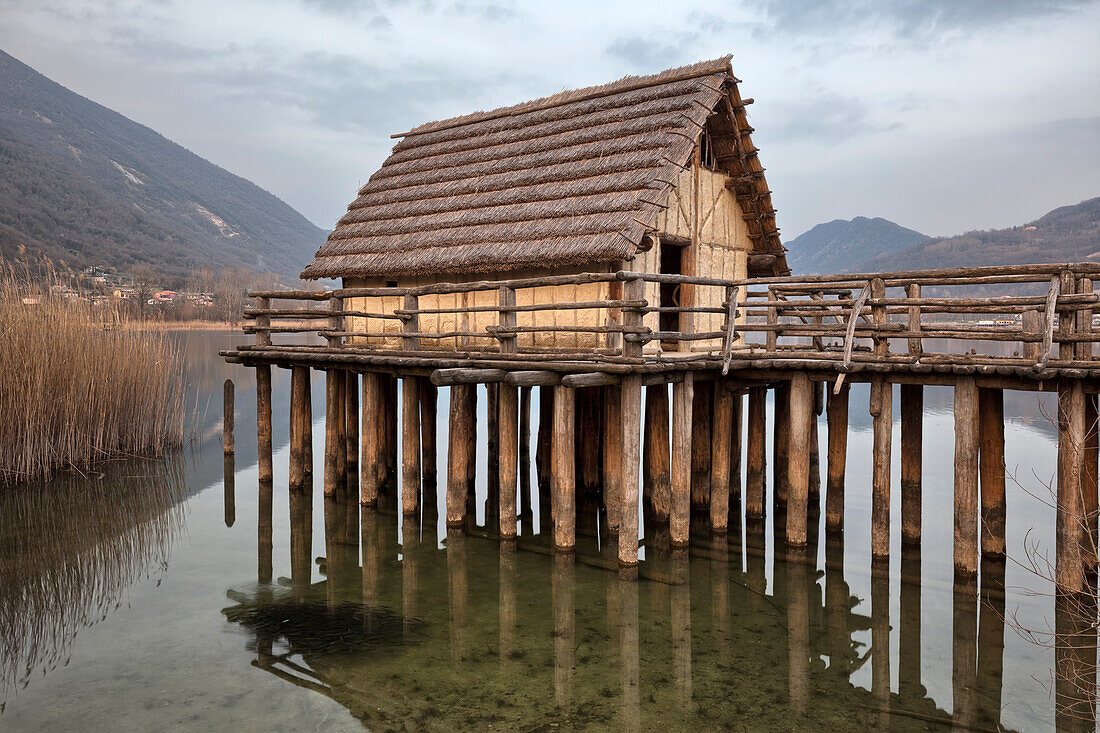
left=784, top=216, right=930, bottom=274
left=857, top=197, right=1100, bottom=272
left=0, top=49, right=325, bottom=283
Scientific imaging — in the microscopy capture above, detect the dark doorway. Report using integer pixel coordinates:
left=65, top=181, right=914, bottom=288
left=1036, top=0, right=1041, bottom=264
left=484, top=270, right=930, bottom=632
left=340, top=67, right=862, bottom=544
left=659, top=244, right=683, bottom=338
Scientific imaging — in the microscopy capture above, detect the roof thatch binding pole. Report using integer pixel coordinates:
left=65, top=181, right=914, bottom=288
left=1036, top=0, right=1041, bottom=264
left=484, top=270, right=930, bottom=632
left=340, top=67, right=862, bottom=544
left=391, top=62, right=733, bottom=139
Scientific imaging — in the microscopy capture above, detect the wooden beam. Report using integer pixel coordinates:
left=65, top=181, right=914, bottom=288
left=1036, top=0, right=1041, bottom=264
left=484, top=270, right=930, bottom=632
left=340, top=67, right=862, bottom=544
left=561, top=372, right=620, bottom=388
left=431, top=368, right=507, bottom=386
left=507, top=370, right=562, bottom=387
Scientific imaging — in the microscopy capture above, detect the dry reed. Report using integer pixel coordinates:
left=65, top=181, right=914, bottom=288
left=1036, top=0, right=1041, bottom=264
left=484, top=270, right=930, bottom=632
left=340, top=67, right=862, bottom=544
left=0, top=267, right=186, bottom=484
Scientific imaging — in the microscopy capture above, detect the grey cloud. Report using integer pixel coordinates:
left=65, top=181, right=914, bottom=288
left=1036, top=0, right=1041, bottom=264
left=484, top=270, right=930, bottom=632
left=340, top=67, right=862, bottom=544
left=760, top=93, right=899, bottom=144
left=605, top=33, right=699, bottom=72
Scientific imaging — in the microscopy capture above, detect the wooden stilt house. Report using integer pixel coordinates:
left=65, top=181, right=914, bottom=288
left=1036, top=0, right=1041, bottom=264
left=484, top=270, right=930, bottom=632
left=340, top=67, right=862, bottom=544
left=301, top=56, right=786, bottom=353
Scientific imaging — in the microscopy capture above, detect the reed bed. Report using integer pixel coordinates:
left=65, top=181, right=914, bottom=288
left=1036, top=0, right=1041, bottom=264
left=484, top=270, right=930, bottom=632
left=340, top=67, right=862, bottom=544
left=0, top=270, right=186, bottom=483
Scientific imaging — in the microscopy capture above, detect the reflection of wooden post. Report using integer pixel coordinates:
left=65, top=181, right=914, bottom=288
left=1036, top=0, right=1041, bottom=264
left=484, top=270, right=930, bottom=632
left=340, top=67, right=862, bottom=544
left=256, top=365, right=273, bottom=482
left=825, top=383, right=849, bottom=532
left=223, top=454, right=235, bottom=527
left=787, top=373, right=813, bottom=547
left=978, top=388, right=1006, bottom=557
left=746, top=386, right=767, bottom=518
left=671, top=373, right=694, bottom=546
left=618, top=578, right=640, bottom=732
left=552, top=385, right=576, bottom=551
left=499, top=382, right=518, bottom=538
left=402, top=515, right=419, bottom=638
left=643, top=385, right=671, bottom=520
left=773, top=381, right=790, bottom=508
left=446, top=384, right=473, bottom=527
left=954, top=377, right=979, bottom=577
left=899, top=551, right=921, bottom=705
left=670, top=547, right=692, bottom=709
left=401, top=377, right=421, bottom=514
left=258, top=476, right=273, bottom=584
left=345, top=372, right=359, bottom=480
left=360, top=373, right=382, bottom=505
left=552, top=552, right=575, bottom=711
left=871, top=377, right=892, bottom=558
left=787, top=548, right=810, bottom=717
left=289, top=486, right=312, bottom=600
left=952, top=576, right=978, bottom=730
left=602, top=385, right=623, bottom=533
left=223, top=378, right=234, bottom=454
left=499, top=541, right=516, bottom=667
left=710, top=381, right=734, bottom=532
left=1055, top=588, right=1098, bottom=730
left=824, top=533, right=849, bottom=676
left=361, top=506, right=379, bottom=607
left=977, top=558, right=1006, bottom=730
left=691, top=380, right=713, bottom=511
left=289, top=366, right=312, bottom=491
left=871, top=562, right=891, bottom=729
left=1057, top=380, right=1087, bottom=592
left=446, top=528, right=467, bottom=664
left=900, top=384, right=922, bottom=546
left=619, top=374, right=642, bottom=569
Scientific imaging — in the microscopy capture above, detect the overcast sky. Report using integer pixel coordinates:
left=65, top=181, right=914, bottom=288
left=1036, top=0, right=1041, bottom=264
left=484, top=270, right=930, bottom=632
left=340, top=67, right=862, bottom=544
left=1, top=0, right=1098, bottom=239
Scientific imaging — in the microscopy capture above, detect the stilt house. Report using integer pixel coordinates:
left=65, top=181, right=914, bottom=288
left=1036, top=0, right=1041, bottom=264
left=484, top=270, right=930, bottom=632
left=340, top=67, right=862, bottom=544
left=301, top=56, right=786, bottom=352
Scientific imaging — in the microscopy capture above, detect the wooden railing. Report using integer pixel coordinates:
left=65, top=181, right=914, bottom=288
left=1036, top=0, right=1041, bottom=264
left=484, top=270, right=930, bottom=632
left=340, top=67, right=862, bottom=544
left=240, top=263, right=1100, bottom=376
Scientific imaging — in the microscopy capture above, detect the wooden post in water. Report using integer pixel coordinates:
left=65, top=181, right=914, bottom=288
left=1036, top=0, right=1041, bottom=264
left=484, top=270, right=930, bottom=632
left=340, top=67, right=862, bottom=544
left=552, top=385, right=576, bottom=551
left=900, top=384, right=922, bottom=546
left=519, top=386, right=532, bottom=523
left=324, top=370, right=343, bottom=496
left=870, top=376, right=892, bottom=558
left=786, top=373, right=813, bottom=547
left=382, top=375, right=398, bottom=489
left=602, top=385, right=623, bottom=534
left=619, top=374, right=643, bottom=571
left=223, top=378, right=234, bottom=454
left=772, top=381, right=790, bottom=509
left=256, top=365, right=272, bottom=483
left=536, top=386, right=553, bottom=489
left=345, top=372, right=359, bottom=480
left=289, top=366, right=312, bottom=491
left=729, top=391, right=743, bottom=530
left=978, top=388, right=1006, bottom=558
left=401, top=376, right=421, bottom=514
left=420, top=383, right=438, bottom=489
left=499, top=382, right=519, bottom=539
left=954, top=377, right=980, bottom=578
left=1057, top=380, right=1087, bottom=593
left=671, top=372, right=694, bottom=546
left=746, top=385, right=767, bottom=518
left=446, top=384, right=474, bottom=527
left=825, top=383, right=849, bottom=532
left=643, top=385, right=671, bottom=520
left=691, top=380, right=713, bottom=513
left=360, top=373, right=382, bottom=506
left=710, top=380, right=734, bottom=533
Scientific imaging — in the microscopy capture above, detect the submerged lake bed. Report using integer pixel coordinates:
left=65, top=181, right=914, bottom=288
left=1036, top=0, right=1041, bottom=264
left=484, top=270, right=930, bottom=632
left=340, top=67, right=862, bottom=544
left=0, top=331, right=1081, bottom=731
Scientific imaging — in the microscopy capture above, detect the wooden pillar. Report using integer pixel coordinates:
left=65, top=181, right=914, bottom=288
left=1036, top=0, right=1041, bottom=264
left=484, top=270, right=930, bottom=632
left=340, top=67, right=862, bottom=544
left=602, top=385, right=623, bottom=533
left=978, top=388, right=1006, bottom=557
left=670, top=373, right=694, bottom=546
left=710, top=381, right=734, bottom=533
left=256, top=365, right=272, bottom=483
left=382, top=375, right=398, bottom=487
left=619, top=375, right=642, bottom=570
left=519, top=386, right=532, bottom=522
left=954, top=377, right=979, bottom=578
left=575, top=387, right=601, bottom=497
left=223, top=378, right=234, bottom=454
left=786, top=373, right=813, bottom=547
left=552, top=385, right=576, bottom=551
left=401, top=376, right=421, bottom=515
left=643, top=385, right=671, bottom=520
left=360, top=373, right=382, bottom=506
left=345, top=372, right=359, bottom=477
left=691, top=379, right=713, bottom=511
left=335, top=371, right=347, bottom=485
left=900, top=384, right=922, bottom=546
left=746, top=385, right=767, bottom=518
left=870, top=376, right=892, bottom=559
left=1057, top=381, right=1088, bottom=593
left=825, top=383, right=849, bottom=532
left=324, top=370, right=343, bottom=496
left=446, top=384, right=473, bottom=527
left=420, top=383, right=438, bottom=489
left=536, top=386, right=553, bottom=490
left=729, top=391, right=743, bottom=530
left=289, top=366, right=312, bottom=491
left=499, top=382, right=518, bottom=539
left=773, top=381, right=790, bottom=508
left=464, top=385, right=478, bottom=523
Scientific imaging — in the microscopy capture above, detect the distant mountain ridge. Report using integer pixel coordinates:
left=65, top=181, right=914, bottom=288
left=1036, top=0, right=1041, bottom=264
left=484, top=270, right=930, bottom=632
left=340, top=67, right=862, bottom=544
left=784, top=216, right=930, bottom=274
left=858, top=197, right=1100, bottom=272
left=0, top=49, right=325, bottom=282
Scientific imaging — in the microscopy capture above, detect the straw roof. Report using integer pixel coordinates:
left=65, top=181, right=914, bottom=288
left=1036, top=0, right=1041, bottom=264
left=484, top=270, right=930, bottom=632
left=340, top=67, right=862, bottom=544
left=301, top=57, right=786, bottom=280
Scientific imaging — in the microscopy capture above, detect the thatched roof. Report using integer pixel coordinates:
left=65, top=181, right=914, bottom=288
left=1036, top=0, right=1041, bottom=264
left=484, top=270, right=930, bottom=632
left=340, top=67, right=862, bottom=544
left=302, top=57, right=786, bottom=280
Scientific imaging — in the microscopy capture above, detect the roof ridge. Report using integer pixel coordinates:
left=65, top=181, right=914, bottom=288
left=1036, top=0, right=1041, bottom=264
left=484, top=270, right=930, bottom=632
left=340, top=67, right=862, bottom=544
left=391, top=56, right=732, bottom=140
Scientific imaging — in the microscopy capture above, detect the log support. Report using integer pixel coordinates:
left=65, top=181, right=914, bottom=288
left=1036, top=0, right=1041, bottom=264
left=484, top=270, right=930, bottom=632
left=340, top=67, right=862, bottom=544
left=670, top=373, right=694, bottom=546
left=746, top=385, right=767, bottom=518
left=552, top=385, right=576, bottom=551
left=619, top=374, right=643, bottom=570
left=786, top=373, right=814, bottom=546
left=825, top=383, right=849, bottom=532
left=900, top=383, right=922, bottom=546
left=360, top=372, right=383, bottom=505
left=289, top=366, right=312, bottom=492
left=870, top=377, right=892, bottom=559
left=499, top=383, right=519, bottom=538
left=1057, top=380, right=1088, bottom=592
left=954, top=377, right=979, bottom=578
left=978, top=388, right=1006, bottom=557
left=643, top=385, right=671, bottom=521
left=401, top=376, right=421, bottom=514
left=256, top=365, right=272, bottom=483
left=773, top=381, right=791, bottom=509
left=602, top=385, right=623, bottom=533
left=710, top=380, right=734, bottom=533
left=446, top=384, right=474, bottom=527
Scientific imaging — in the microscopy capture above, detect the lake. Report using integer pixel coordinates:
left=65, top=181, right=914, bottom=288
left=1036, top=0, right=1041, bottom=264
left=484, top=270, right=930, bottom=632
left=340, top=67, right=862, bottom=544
left=0, top=330, right=1087, bottom=731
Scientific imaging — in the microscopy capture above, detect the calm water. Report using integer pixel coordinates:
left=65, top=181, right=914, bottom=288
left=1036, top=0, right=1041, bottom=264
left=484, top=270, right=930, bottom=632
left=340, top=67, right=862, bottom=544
left=0, top=331, right=1089, bottom=731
